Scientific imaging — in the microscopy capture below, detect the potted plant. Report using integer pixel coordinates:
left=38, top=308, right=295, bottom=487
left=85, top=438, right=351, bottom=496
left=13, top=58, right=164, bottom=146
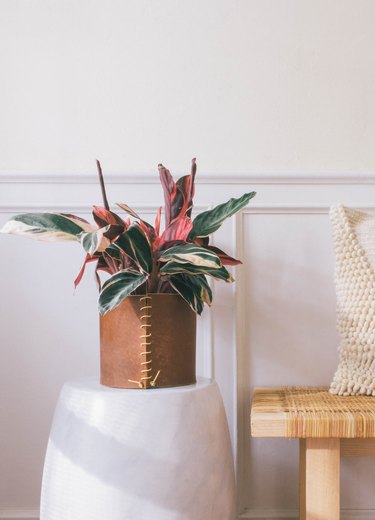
left=1, top=159, right=255, bottom=388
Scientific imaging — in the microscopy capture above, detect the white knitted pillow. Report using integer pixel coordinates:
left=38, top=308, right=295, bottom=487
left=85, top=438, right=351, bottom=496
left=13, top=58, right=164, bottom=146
left=330, top=204, right=375, bottom=396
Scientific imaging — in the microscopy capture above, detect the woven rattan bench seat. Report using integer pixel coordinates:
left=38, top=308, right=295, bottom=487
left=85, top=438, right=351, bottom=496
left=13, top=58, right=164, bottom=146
left=251, top=386, right=375, bottom=519
left=251, top=386, right=375, bottom=438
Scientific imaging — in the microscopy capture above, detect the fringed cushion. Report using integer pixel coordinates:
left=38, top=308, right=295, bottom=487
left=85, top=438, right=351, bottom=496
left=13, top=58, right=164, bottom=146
left=330, top=204, right=375, bottom=396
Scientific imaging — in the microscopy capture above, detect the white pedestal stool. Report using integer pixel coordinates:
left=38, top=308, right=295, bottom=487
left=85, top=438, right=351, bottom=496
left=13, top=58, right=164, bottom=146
left=40, top=377, right=235, bottom=520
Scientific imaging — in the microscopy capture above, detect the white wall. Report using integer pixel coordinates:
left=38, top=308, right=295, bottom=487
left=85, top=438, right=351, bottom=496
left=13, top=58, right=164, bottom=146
left=2, top=1, right=375, bottom=519
left=2, top=0, right=375, bottom=174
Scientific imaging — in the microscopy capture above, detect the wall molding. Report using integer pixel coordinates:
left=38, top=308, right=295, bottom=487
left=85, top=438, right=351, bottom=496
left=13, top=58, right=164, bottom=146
left=235, top=202, right=375, bottom=510
left=1, top=202, right=374, bottom=216
left=1, top=171, right=375, bottom=185
left=243, top=203, right=375, bottom=214
left=0, top=203, right=164, bottom=214
left=0, top=203, right=211, bottom=214
left=2, top=178, right=374, bottom=516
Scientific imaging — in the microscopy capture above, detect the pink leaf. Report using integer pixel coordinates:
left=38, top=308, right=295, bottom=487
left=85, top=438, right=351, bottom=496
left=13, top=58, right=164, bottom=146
left=74, top=254, right=98, bottom=288
left=158, top=164, right=176, bottom=227
left=204, top=245, right=242, bottom=265
left=154, top=206, right=162, bottom=236
left=161, top=216, right=193, bottom=242
left=116, top=203, right=141, bottom=219
left=92, top=206, right=126, bottom=228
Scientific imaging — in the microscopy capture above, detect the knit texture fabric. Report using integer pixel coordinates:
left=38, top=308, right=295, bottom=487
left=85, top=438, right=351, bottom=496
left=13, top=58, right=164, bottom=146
left=330, top=204, right=375, bottom=396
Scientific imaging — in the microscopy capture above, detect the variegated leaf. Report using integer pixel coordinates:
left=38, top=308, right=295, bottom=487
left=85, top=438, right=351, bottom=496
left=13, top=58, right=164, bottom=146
left=114, top=224, right=152, bottom=273
left=62, top=214, right=94, bottom=232
left=169, top=274, right=212, bottom=315
left=160, top=216, right=193, bottom=242
left=116, top=203, right=141, bottom=219
left=98, top=270, right=148, bottom=314
left=0, top=213, right=94, bottom=241
left=116, top=203, right=156, bottom=241
left=92, top=206, right=125, bottom=228
left=159, top=244, right=221, bottom=269
left=205, top=265, right=234, bottom=283
left=179, top=273, right=212, bottom=305
left=203, top=245, right=242, bottom=265
left=158, top=163, right=176, bottom=227
left=161, top=260, right=233, bottom=282
left=190, top=191, right=256, bottom=238
left=79, top=226, right=111, bottom=255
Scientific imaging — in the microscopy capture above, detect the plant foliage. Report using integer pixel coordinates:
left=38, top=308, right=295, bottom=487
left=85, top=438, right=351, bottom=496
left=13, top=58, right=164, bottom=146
left=1, top=159, right=256, bottom=315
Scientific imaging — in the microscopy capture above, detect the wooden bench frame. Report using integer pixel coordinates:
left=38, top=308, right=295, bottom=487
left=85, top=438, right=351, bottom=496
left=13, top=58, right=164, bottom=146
left=251, top=387, right=375, bottom=520
left=299, top=439, right=375, bottom=520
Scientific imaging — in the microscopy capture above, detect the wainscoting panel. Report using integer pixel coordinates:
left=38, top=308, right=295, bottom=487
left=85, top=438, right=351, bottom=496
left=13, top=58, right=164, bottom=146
left=1, top=172, right=375, bottom=516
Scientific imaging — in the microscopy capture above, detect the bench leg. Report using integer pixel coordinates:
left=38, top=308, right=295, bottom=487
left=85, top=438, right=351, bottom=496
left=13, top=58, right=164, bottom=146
left=300, top=438, right=340, bottom=520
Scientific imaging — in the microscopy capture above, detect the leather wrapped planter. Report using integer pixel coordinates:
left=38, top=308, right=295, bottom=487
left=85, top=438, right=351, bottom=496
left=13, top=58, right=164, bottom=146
left=100, top=294, right=196, bottom=389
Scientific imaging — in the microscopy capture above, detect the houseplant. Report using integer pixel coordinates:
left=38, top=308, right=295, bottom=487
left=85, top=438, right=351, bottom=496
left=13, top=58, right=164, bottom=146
left=1, top=159, right=256, bottom=388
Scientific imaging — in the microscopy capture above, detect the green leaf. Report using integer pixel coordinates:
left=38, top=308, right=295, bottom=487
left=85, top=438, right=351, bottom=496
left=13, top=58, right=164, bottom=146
left=114, top=224, right=152, bottom=273
left=1, top=213, right=92, bottom=241
left=161, top=261, right=234, bottom=283
left=190, top=192, right=256, bottom=238
left=159, top=244, right=221, bottom=269
left=99, top=270, right=147, bottom=314
left=105, top=244, right=122, bottom=260
left=205, top=265, right=234, bottom=283
left=81, top=232, right=99, bottom=255
left=79, top=226, right=112, bottom=255
left=160, top=260, right=213, bottom=276
left=169, top=274, right=212, bottom=315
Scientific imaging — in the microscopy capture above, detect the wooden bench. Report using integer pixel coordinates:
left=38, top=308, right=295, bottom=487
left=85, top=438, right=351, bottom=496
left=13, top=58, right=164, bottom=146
left=251, top=387, right=375, bottom=520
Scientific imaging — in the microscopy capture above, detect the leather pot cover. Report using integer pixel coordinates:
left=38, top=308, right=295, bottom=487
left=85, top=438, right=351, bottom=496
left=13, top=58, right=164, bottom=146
left=100, top=294, right=197, bottom=389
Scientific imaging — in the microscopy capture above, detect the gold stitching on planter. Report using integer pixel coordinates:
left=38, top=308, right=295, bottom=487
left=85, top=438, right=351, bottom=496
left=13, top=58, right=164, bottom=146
left=150, top=370, right=161, bottom=387
left=128, top=379, right=144, bottom=388
left=127, top=295, right=153, bottom=389
left=140, top=295, right=154, bottom=387
left=127, top=295, right=162, bottom=388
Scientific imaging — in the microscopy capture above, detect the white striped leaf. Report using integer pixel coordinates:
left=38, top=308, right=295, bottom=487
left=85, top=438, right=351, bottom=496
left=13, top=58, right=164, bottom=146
left=161, top=261, right=234, bottom=282
left=114, top=224, right=152, bottom=273
left=190, top=191, right=256, bottom=238
left=159, top=244, right=221, bottom=269
left=99, top=269, right=147, bottom=314
left=1, top=213, right=94, bottom=242
left=80, top=226, right=111, bottom=255
left=169, top=274, right=212, bottom=315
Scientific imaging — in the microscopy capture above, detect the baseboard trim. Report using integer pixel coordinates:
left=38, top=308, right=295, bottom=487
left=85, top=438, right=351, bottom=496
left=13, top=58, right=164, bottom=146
left=238, top=509, right=296, bottom=519
left=0, top=511, right=39, bottom=520
left=1, top=509, right=374, bottom=520
left=239, top=509, right=375, bottom=520
left=1, top=508, right=374, bottom=520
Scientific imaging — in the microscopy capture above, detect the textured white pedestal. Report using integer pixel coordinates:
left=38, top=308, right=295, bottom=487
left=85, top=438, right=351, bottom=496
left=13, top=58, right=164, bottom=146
left=40, top=377, right=235, bottom=520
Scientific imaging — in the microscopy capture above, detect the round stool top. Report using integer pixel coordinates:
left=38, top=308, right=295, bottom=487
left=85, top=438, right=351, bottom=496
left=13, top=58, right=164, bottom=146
left=62, top=375, right=214, bottom=396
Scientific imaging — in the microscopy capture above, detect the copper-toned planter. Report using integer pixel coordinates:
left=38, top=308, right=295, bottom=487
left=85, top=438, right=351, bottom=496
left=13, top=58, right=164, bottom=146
left=100, top=294, right=196, bottom=389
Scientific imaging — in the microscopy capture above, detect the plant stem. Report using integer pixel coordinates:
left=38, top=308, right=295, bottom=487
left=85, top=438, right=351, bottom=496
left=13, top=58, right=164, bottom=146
left=96, top=159, right=110, bottom=211
left=149, top=254, right=159, bottom=293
